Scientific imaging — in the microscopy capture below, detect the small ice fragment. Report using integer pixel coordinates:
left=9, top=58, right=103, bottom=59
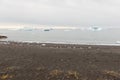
left=41, top=44, right=46, bottom=46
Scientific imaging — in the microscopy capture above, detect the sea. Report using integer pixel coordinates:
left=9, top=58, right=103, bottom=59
left=0, top=26, right=120, bottom=45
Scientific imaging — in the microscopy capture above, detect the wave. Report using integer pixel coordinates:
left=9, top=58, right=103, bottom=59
left=2, top=40, right=120, bottom=46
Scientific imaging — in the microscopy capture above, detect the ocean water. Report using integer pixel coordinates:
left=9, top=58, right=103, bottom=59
left=0, top=27, right=120, bottom=45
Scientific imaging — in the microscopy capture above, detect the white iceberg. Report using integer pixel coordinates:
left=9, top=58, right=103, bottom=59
left=88, top=26, right=102, bottom=31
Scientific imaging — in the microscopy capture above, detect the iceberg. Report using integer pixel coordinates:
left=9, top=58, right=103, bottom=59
left=89, top=26, right=102, bottom=31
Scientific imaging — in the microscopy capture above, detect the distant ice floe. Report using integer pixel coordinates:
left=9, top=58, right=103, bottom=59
left=0, top=24, right=104, bottom=31
left=11, top=26, right=79, bottom=31
left=18, top=27, right=36, bottom=31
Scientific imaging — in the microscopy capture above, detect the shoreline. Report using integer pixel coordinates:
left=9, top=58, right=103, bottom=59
left=1, top=40, right=120, bottom=47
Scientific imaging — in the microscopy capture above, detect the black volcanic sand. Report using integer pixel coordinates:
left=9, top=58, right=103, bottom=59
left=0, top=41, right=120, bottom=80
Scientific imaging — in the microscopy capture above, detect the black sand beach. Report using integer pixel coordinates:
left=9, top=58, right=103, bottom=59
left=0, top=41, right=120, bottom=80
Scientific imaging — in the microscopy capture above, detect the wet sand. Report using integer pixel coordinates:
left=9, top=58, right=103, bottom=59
left=0, top=41, right=120, bottom=80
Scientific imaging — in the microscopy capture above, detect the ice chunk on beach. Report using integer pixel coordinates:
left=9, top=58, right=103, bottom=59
left=41, top=44, right=46, bottom=46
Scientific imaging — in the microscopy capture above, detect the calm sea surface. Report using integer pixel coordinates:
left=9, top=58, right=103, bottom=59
left=1, top=27, right=120, bottom=45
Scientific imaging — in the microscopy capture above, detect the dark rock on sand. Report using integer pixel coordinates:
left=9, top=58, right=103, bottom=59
left=0, top=35, right=7, bottom=39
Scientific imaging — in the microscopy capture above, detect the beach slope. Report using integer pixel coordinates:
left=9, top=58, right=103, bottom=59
left=0, top=42, right=120, bottom=80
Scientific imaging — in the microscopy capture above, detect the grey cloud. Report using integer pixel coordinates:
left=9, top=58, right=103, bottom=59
left=0, top=0, right=120, bottom=26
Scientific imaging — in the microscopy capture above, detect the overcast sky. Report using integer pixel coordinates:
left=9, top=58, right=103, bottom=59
left=0, top=0, right=120, bottom=26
